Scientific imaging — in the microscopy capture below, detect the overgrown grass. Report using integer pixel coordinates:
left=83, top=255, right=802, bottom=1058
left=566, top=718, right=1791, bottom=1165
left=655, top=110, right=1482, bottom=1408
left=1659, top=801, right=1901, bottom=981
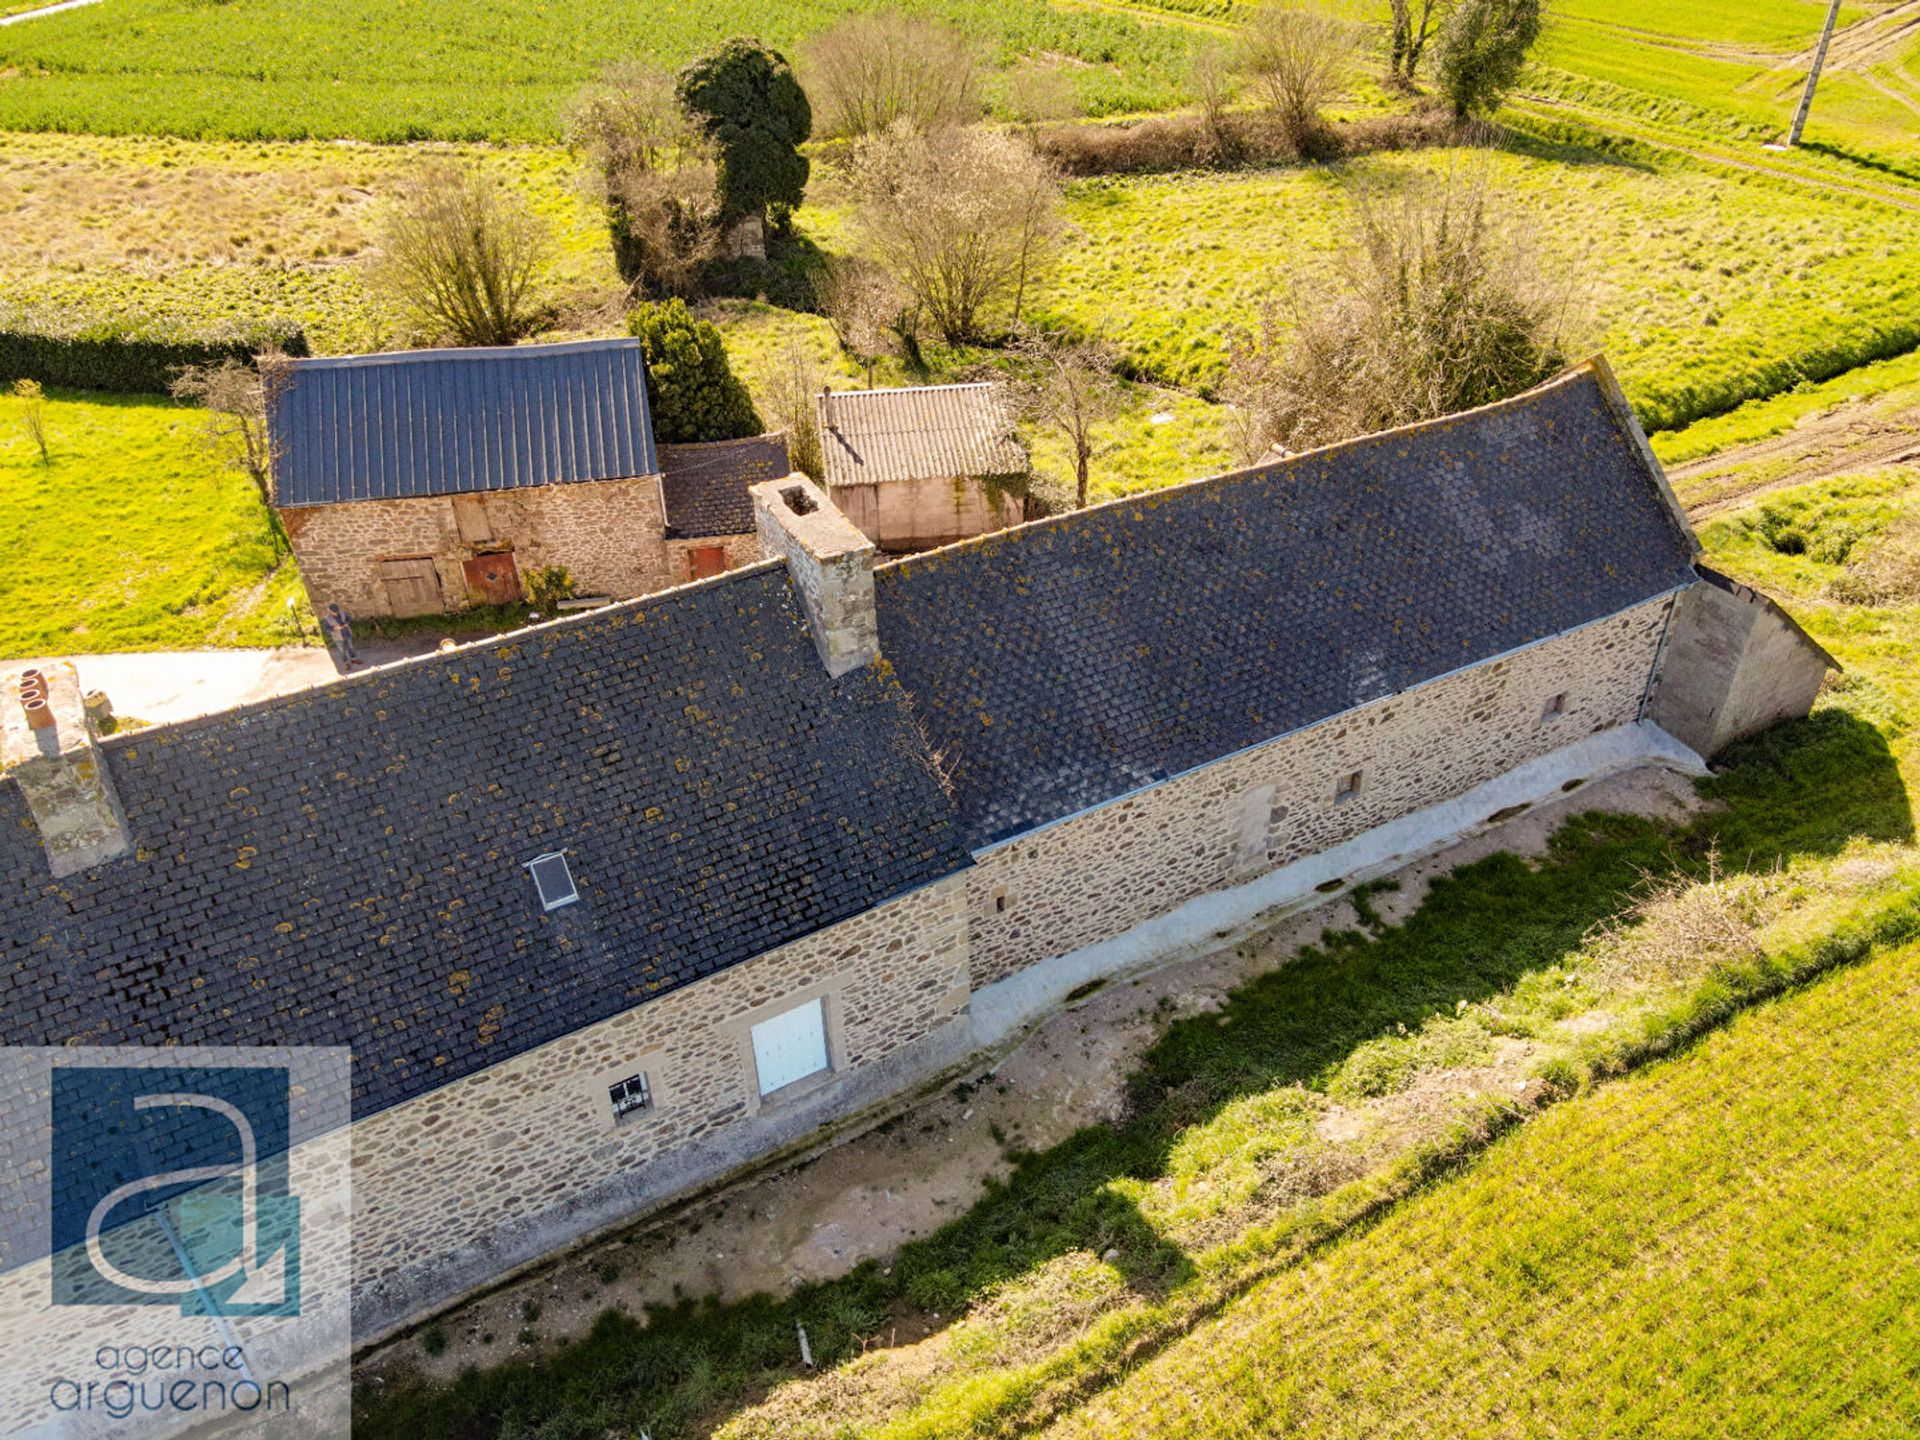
left=0, top=388, right=307, bottom=655
left=1037, top=926, right=1920, bottom=1438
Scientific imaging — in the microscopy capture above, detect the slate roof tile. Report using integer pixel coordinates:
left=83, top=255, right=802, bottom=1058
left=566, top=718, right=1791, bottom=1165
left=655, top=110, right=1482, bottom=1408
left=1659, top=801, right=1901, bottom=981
left=661, top=434, right=792, bottom=538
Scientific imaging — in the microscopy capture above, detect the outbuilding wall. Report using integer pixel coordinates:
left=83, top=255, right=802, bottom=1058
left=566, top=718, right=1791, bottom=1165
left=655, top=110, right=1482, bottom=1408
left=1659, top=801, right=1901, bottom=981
left=351, top=871, right=972, bottom=1335
left=964, top=594, right=1679, bottom=986
left=832, top=475, right=1023, bottom=554
left=281, top=476, right=672, bottom=617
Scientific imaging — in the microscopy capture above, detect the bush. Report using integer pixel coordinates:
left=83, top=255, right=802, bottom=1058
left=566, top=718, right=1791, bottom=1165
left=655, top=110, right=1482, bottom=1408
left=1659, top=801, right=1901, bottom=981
left=1436, top=0, right=1543, bottom=118
left=0, top=304, right=308, bottom=396
left=628, top=298, right=762, bottom=443
left=676, top=38, right=812, bottom=227
left=522, top=565, right=576, bottom=611
left=802, top=14, right=983, bottom=139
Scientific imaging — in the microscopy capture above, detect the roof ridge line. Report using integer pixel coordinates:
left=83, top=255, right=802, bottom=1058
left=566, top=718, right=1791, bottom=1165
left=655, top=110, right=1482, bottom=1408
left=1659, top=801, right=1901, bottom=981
left=286, top=337, right=641, bottom=370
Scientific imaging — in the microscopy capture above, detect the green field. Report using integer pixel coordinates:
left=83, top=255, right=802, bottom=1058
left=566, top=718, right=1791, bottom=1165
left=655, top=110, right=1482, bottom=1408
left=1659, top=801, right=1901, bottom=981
left=0, top=389, right=306, bottom=655
left=1038, top=932, right=1920, bottom=1439
left=997, top=140, right=1920, bottom=432
left=0, top=0, right=1194, bottom=142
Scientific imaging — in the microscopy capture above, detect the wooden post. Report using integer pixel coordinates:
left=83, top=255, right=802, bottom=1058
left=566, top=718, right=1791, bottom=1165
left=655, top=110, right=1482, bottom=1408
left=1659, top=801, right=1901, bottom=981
left=1786, top=0, right=1844, bottom=147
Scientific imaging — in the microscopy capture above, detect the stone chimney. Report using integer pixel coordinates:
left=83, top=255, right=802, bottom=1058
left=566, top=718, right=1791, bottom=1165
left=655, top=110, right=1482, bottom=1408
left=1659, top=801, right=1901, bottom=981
left=0, top=662, right=132, bottom=877
left=751, top=475, right=879, bottom=677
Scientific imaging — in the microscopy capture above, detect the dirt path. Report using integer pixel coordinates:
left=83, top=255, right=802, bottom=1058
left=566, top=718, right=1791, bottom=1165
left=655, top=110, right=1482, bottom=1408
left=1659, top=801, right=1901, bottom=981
left=357, top=765, right=1701, bottom=1384
left=1672, top=400, right=1920, bottom=520
left=0, top=0, right=102, bottom=25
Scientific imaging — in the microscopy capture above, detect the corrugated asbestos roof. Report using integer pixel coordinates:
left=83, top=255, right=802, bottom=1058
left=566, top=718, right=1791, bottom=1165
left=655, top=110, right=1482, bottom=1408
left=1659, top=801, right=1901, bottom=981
left=0, top=568, right=969, bottom=1118
left=874, top=364, right=1702, bottom=848
left=268, top=339, right=660, bottom=508
left=818, top=382, right=1027, bottom=488
left=661, top=434, right=792, bottom=538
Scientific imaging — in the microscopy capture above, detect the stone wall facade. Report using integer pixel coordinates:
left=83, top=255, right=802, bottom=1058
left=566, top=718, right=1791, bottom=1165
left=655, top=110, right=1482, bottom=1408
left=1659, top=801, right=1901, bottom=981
left=964, top=594, right=1679, bottom=986
left=350, top=872, right=970, bottom=1320
left=280, top=476, right=672, bottom=618
left=832, top=475, right=1023, bottom=554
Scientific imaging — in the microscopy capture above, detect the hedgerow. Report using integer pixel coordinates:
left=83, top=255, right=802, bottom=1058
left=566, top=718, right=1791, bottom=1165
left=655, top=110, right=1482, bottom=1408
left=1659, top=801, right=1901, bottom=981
left=0, top=303, right=308, bottom=394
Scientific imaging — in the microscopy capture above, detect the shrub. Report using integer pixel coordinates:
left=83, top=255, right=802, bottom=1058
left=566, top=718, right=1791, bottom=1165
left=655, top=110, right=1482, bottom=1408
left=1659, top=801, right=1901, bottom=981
left=367, top=162, right=552, bottom=347
left=628, top=298, right=762, bottom=443
left=10, top=378, right=48, bottom=464
left=521, top=565, right=576, bottom=611
left=802, top=14, right=983, bottom=139
left=1829, top=511, right=1920, bottom=605
left=676, top=38, right=813, bottom=228
left=1239, top=4, right=1354, bottom=151
left=1225, top=165, right=1573, bottom=453
left=419, top=1327, right=448, bottom=1358
left=846, top=125, right=1062, bottom=345
left=1435, top=0, right=1543, bottom=118
left=0, top=304, right=308, bottom=396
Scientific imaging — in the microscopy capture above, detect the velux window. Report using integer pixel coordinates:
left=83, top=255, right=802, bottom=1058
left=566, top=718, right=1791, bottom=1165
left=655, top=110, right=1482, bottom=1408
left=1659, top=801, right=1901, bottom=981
left=525, top=851, right=578, bottom=911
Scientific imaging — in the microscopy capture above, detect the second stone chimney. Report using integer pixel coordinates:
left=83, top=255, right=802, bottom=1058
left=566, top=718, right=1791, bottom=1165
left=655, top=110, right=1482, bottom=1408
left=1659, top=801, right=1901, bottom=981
left=751, top=475, right=879, bottom=678
left=1, top=662, right=132, bottom=878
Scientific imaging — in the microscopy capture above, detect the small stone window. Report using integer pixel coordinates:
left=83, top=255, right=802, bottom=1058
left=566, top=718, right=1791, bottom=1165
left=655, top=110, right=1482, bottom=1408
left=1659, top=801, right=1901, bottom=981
left=525, top=851, right=578, bottom=911
left=607, top=1070, right=652, bottom=1121
left=1542, top=692, right=1568, bottom=722
left=1334, top=770, right=1364, bottom=805
left=992, top=886, right=1012, bottom=914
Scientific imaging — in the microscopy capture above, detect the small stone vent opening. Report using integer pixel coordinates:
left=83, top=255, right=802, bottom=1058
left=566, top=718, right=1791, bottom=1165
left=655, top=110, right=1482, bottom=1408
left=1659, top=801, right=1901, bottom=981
left=781, top=484, right=818, bottom=517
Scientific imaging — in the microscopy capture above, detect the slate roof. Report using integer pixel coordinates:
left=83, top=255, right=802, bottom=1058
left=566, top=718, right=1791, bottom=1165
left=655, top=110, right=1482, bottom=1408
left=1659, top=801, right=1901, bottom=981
left=0, top=567, right=969, bottom=1118
left=268, top=339, right=660, bottom=508
left=873, top=364, right=1702, bottom=849
left=661, top=434, right=792, bottom=539
left=818, top=383, right=1027, bottom=488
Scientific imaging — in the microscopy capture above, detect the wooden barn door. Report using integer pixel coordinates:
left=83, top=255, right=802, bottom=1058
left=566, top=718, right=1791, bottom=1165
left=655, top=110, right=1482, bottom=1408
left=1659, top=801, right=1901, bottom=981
left=377, top=557, right=443, bottom=617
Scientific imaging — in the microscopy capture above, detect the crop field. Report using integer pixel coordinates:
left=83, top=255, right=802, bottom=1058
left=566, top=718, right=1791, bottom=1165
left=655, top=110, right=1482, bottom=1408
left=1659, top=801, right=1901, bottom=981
left=998, top=140, right=1920, bottom=433
left=1037, top=932, right=1920, bottom=1440
left=0, top=0, right=1194, bottom=143
left=0, top=389, right=305, bottom=655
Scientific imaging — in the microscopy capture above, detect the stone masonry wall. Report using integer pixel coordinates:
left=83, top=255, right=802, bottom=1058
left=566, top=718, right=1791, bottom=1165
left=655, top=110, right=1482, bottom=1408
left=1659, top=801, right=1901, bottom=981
left=281, top=476, right=672, bottom=617
left=349, top=873, right=970, bottom=1292
left=965, top=595, right=1678, bottom=986
left=664, top=531, right=761, bottom=584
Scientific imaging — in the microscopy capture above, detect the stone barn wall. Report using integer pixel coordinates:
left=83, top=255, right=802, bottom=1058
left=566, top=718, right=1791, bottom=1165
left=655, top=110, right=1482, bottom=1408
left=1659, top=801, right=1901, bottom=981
left=350, top=871, right=972, bottom=1335
left=281, top=476, right=672, bottom=618
left=964, top=594, right=1680, bottom=987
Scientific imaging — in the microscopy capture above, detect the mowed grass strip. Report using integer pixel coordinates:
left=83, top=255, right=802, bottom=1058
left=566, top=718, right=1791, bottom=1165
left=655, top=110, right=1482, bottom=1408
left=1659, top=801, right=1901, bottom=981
left=1038, top=936, right=1920, bottom=1440
left=0, top=389, right=306, bottom=656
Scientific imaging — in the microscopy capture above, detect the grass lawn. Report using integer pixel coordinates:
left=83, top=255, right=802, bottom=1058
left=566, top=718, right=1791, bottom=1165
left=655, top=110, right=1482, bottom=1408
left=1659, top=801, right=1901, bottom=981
left=1039, top=931, right=1920, bottom=1439
left=357, top=444, right=1920, bottom=1439
left=0, top=389, right=308, bottom=656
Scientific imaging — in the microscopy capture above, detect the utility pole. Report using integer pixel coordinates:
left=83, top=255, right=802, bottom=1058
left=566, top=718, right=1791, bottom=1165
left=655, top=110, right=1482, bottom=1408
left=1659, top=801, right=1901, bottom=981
left=1786, top=0, right=1844, bottom=147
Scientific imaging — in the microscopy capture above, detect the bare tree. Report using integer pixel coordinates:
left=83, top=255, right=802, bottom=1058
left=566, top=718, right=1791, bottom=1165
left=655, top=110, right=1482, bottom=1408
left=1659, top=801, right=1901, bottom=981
left=758, top=339, right=825, bottom=480
left=368, top=162, right=552, bottom=347
left=1189, top=39, right=1244, bottom=161
left=1010, top=329, right=1126, bottom=510
left=803, top=14, right=984, bottom=139
left=1239, top=4, right=1355, bottom=149
left=814, top=255, right=901, bottom=387
left=10, top=378, right=48, bottom=464
left=1387, top=0, right=1450, bottom=84
left=169, top=359, right=277, bottom=507
left=567, top=61, right=724, bottom=295
left=846, top=125, right=1063, bottom=345
left=1225, top=165, right=1575, bottom=456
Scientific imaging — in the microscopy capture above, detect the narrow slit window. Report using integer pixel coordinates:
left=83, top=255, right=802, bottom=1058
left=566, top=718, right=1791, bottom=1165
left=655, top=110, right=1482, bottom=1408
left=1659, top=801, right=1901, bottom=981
left=526, top=851, right=578, bottom=911
left=1334, top=770, right=1363, bottom=804
left=1542, top=692, right=1568, bottom=721
left=993, top=887, right=1011, bottom=914
left=608, top=1071, right=652, bottom=1121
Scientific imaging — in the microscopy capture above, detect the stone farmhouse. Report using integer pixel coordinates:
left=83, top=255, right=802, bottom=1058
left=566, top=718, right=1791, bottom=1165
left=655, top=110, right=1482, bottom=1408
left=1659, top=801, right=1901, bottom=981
left=817, top=381, right=1028, bottom=551
left=0, top=360, right=1831, bottom=1340
left=270, top=339, right=788, bottom=617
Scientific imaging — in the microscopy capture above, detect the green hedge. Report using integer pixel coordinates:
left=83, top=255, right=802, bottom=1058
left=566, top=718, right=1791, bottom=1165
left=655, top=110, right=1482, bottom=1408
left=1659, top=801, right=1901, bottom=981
left=0, top=305, right=309, bottom=394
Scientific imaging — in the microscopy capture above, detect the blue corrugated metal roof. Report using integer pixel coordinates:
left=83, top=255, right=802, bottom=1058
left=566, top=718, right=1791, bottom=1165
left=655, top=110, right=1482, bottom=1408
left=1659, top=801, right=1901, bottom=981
left=267, top=339, right=660, bottom=508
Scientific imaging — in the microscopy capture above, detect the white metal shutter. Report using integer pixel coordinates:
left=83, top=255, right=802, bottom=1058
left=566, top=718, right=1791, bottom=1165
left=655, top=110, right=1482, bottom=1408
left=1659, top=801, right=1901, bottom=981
left=751, top=999, right=829, bottom=1096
